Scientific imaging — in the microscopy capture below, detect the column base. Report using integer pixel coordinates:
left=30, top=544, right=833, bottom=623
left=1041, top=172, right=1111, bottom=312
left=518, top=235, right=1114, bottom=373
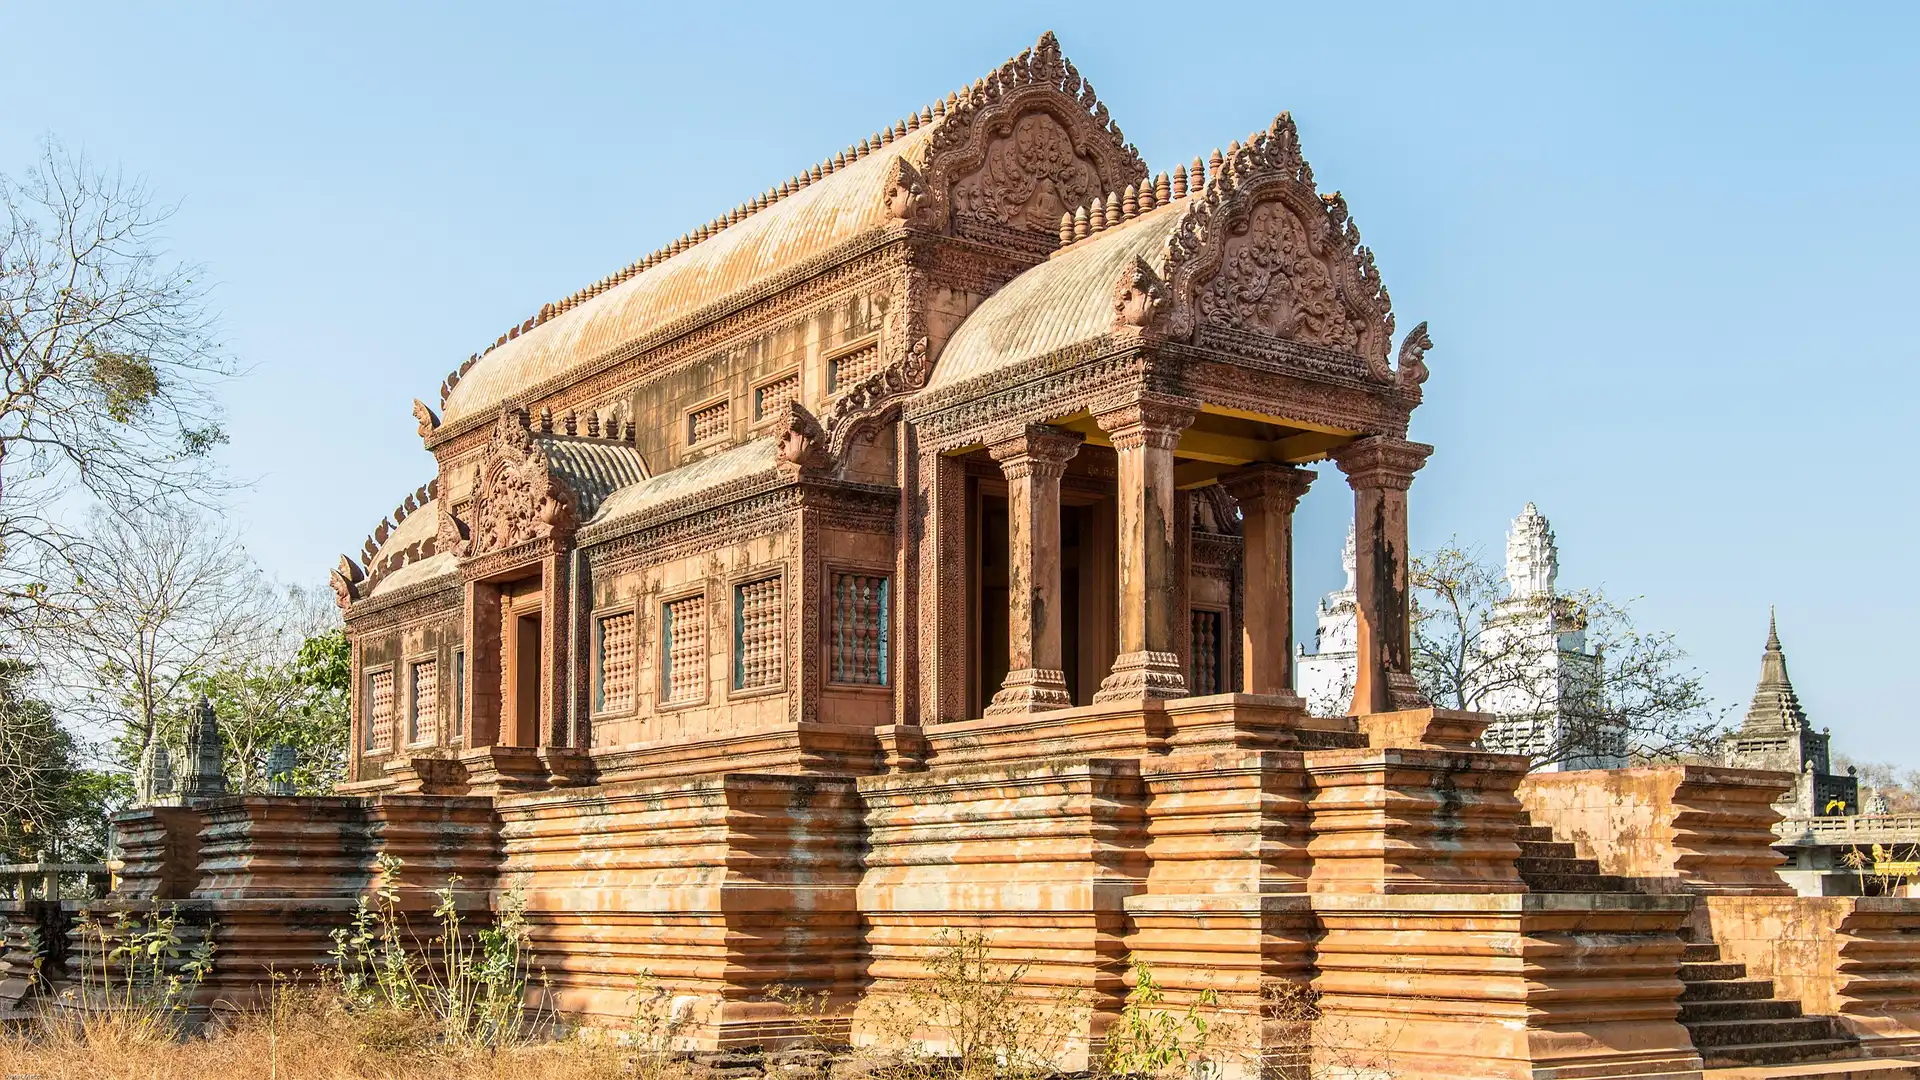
left=985, top=668, right=1074, bottom=715
left=1387, top=671, right=1427, bottom=710
left=1092, top=651, right=1186, bottom=702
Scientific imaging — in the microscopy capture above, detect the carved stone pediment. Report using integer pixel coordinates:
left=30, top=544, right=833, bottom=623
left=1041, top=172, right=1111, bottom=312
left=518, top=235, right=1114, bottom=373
left=918, top=33, right=1146, bottom=245
left=1155, top=113, right=1396, bottom=375
left=463, top=408, right=576, bottom=559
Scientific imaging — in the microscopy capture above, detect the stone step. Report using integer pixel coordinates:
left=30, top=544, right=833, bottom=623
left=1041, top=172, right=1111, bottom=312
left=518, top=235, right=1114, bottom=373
left=1706, top=1056, right=1920, bottom=1078
left=1686, top=943, right=1726, bottom=963
left=1517, top=840, right=1582, bottom=860
left=1518, top=855, right=1606, bottom=877
left=1524, top=871, right=1636, bottom=893
left=1683, top=962, right=1754, bottom=982
left=1682, top=999, right=1806, bottom=1024
left=1700, top=1039, right=1861, bottom=1068
left=1688, top=1016, right=1840, bottom=1049
left=1515, top=825, right=1556, bottom=843
left=1683, top=978, right=1781, bottom=1003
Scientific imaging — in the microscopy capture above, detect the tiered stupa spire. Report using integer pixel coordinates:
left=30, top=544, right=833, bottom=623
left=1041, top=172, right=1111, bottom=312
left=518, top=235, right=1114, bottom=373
left=1742, top=609, right=1809, bottom=733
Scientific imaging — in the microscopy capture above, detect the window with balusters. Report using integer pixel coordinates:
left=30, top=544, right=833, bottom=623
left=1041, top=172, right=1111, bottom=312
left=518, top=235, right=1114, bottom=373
left=661, top=593, right=708, bottom=704
left=733, top=576, right=782, bottom=692
left=829, top=572, right=889, bottom=687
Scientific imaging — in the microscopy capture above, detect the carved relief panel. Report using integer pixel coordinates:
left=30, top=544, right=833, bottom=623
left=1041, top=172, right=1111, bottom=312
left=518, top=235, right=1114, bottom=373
left=948, top=112, right=1103, bottom=235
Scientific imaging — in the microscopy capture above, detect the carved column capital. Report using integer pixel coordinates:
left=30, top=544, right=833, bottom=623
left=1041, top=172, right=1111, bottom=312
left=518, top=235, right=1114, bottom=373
left=987, top=424, right=1085, bottom=481
left=1219, top=462, right=1316, bottom=515
left=1331, top=436, right=1433, bottom=492
left=1094, top=394, right=1198, bottom=452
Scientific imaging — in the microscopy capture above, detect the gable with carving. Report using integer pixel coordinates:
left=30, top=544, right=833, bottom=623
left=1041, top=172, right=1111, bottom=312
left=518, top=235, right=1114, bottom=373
left=1156, top=114, right=1396, bottom=373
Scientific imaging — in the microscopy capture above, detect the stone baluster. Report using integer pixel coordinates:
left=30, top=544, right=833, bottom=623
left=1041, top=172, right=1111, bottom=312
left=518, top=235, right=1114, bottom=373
left=1219, top=463, right=1315, bottom=697
left=986, top=425, right=1084, bottom=714
left=1330, top=436, right=1434, bottom=714
left=1093, top=395, right=1198, bottom=702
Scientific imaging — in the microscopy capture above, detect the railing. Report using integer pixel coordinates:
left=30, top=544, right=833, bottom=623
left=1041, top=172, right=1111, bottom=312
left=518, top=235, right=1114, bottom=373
left=1778, top=814, right=1920, bottom=847
left=0, top=862, right=110, bottom=902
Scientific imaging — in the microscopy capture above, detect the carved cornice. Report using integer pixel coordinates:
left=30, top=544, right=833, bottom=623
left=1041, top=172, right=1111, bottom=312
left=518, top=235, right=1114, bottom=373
left=344, top=577, right=463, bottom=632
left=1330, top=436, right=1434, bottom=491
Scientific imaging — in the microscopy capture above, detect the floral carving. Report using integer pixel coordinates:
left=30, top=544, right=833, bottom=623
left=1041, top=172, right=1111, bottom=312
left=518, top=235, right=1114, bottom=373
left=1158, top=112, right=1395, bottom=373
left=1196, top=201, right=1356, bottom=349
left=466, top=408, right=575, bottom=558
left=948, top=112, right=1101, bottom=234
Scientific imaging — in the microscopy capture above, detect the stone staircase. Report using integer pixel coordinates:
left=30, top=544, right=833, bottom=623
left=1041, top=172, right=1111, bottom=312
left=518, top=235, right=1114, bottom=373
left=1515, top=812, right=1634, bottom=893
left=1679, top=939, right=1859, bottom=1068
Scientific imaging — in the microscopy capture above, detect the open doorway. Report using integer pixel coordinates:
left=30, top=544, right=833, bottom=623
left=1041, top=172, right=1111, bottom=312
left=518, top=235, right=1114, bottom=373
left=500, top=584, right=543, bottom=746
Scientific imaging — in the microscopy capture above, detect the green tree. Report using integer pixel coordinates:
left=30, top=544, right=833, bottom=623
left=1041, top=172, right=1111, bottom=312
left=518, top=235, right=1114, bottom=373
left=0, top=656, right=117, bottom=862
left=186, top=618, right=349, bottom=795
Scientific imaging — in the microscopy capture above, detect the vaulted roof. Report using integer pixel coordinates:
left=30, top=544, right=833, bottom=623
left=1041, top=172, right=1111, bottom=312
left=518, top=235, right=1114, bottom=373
left=432, top=31, right=1144, bottom=432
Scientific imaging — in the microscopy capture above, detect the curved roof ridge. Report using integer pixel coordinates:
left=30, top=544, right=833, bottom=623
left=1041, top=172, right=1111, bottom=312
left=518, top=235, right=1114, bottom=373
left=433, top=31, right=1125, bottom=419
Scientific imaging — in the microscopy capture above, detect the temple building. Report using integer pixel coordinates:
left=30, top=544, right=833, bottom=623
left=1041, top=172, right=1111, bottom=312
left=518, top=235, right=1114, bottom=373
left=37, top=35, right=1920, bottom=1080
left=1297, top=503, right=1624, bottom=769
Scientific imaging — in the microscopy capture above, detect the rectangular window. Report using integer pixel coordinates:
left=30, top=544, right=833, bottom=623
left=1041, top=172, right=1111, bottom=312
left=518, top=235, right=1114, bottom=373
left=596, top=610, right=637, bottom=713
left=733, top=577, right=783, bottom=691
left=1190, top=610, right=1224, bottom=696
left=408, top=659, right=438, bottom=744
left=661, top=594, right=707, bottom=704
left=687, top=400, right=730, bottom=445
left=754, top=373, right=800, bottom=421
left=366, top=669, right=395, bottom=752
left=830, top=573, right=889, bottom=686
left=451, top=650, right=466, bottom=739
left=827, top=343, right=882, bottom=393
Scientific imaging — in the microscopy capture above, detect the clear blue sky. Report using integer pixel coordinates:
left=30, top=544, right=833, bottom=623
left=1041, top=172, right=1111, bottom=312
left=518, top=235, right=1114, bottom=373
left=4, top=4, right=1915, bottom=760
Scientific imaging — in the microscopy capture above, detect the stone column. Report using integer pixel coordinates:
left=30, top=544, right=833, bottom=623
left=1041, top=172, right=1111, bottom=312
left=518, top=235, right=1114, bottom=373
left=986, top=425, right=1084, bottom=714
left=1219, top=463, right=1315, bottom=697
left=1093, top=396, right=1197, bottom=702
left=1330, top=437, right=1434, bottom=715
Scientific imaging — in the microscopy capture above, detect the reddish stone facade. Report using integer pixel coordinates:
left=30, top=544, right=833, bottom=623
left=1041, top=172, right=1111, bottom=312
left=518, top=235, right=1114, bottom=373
left=39, top=33, right=1920, bottom=1080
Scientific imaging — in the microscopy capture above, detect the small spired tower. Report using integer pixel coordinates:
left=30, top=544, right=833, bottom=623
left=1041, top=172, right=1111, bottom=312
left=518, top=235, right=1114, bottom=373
left=1295, top=525, right=1359, bottom=715
left=177, top=696, right=228, bottom=802
left=1722, top=613, right=1857, bottom=817
left=134, top=739, right=176, bottom=807
left=1475, top=504, right=1621, bottom=770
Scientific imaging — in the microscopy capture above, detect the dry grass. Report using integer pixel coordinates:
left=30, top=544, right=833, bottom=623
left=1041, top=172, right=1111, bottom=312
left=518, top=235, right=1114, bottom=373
left=0, top=988, right=656, bottom=1080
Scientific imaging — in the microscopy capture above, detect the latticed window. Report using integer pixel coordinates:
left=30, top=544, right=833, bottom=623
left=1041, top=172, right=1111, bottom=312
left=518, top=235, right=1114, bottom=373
left=1190, top=610, right=1224, bottom=696
left=597, top=610, right=637, bottom=712
left=754, top=374, right=800, bottom=421
left=366, top=669, right=395, bottom=751
left=662, top=594, right=707, bottom=704
left=830, top=573, right=889, bottom=686
left=734, top=577, right=783, bottom=691
left=827, top=343, right=882, bottom=392
left=409, top=659, right=438, bottom=744
left=687, top=400, right=730, bottom=444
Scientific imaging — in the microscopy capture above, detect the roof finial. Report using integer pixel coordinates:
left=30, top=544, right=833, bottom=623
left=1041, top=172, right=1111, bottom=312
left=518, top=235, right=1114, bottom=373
left=1123, top=184, right=1139, bottom=218
left=1072, top=205, right=1090, bottom=240
left=1208, top=147, right=1224, bottom=176
left=1171, top=165, right=1188, bottom=199
left=1059, top=212, right=1074, bottom=246
left=1767, top=606, right=1780, bottom=649
left=1152, top=172, right=1169, bottom=207
left=1105, top=191, right=1122, bottom=227
left=1088, top=196, right=1106, bottom=232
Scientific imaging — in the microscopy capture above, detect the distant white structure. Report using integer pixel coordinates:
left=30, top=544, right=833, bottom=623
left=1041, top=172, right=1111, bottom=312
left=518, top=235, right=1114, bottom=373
left=1295, top=503, right=1625, bottom=770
